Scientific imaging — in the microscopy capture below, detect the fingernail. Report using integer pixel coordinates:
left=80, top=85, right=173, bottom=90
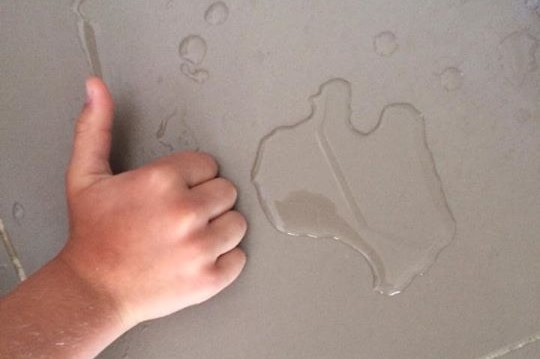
left=85, top=81, right=93, bottom=106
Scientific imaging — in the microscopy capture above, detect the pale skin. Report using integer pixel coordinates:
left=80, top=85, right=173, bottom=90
left=0, top=78, right=247, bottom=359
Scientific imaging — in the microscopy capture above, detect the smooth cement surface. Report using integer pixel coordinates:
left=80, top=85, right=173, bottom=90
left=1, top=0, right=539, bottom=358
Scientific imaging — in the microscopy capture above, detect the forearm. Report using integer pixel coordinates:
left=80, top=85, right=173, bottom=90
left=0, top=257, right=129, bottom=359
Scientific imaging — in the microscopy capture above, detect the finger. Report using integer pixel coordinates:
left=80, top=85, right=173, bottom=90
left=67, top=77, right=115, bottom=193
left=203, top=211, right=247, bottom=257
left=189, top=177, right=237, bottom=221
left=213, top=247, right=246, bottom=289
left=153, top=151, right=218, bottom=188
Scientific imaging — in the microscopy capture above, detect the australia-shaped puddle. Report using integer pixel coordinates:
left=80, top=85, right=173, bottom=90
left=252, top=79, right=456, bottom=295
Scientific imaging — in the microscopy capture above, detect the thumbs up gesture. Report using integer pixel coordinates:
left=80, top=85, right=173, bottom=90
left=61, top=78, right=247, bottom=326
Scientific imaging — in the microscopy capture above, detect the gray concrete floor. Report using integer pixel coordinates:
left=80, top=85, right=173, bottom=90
left=1, top=0, right=539, bottom=358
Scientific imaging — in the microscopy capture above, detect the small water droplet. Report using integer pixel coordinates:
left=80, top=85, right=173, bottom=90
left=153, top=108, right=199, bottom=153
left=440, top=67, right=463, bottom=91
left=180, top=62, right=209, bottom=83
left=373, top=31, right=398, bottom=57
left=158, top=140, right=175, bottom=152
left=178, top=35, right=207, bottom=65
left=156, top=110, right=176, bottom=139
left=499, top=30, right=539, bottom=86
left=204, top=1, right=229, bottom=26
left=12, top=202, right=25, bottom=224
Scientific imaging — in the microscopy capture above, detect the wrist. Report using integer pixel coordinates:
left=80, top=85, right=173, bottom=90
left=53, top=246, right=139, bottom=330
left=49, top=256, right=132, bottom=333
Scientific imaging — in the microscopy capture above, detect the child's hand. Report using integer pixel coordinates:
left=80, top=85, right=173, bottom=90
left=59, top=78, right=247, bottom=327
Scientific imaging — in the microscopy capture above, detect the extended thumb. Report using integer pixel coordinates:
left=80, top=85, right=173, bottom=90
left=67, top=77, right=115, bottom=193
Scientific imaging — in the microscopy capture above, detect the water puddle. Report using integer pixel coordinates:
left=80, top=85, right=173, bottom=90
left=252, top=79, right=456, bottom=295
left=72, top=0, right=103, bottom=77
